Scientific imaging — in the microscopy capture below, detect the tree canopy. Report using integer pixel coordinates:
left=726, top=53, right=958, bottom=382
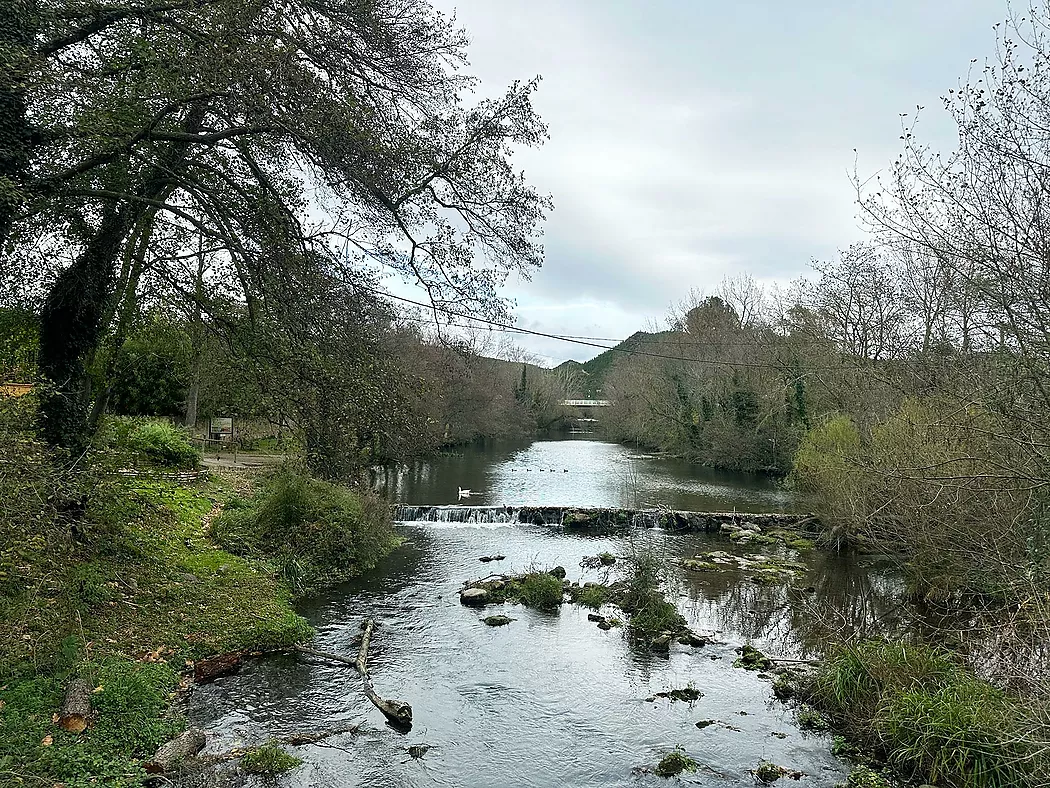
left=2, top=0, right=550, bottom=451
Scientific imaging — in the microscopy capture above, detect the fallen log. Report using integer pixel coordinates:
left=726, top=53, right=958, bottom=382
left=146, top=724, right=361, bottom=774
left=146, top=727, right=207, bottom=773
left=295, top=619, right=412, bottom=729
left=57, top=678, right=92, bottom=733
left=193, top=652, right=242, bottom=683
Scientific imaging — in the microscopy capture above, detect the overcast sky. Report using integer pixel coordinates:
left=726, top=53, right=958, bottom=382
left=414, top=0, right=1008, bottom=365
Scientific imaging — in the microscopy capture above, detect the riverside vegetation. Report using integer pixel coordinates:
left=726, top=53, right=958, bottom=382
left=0, top=397, right=397, bottom=786
left=4, top=0, right=1050, bottom=786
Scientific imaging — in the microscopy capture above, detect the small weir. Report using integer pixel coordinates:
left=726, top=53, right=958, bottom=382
left=395, top=503, right=813, bottom=530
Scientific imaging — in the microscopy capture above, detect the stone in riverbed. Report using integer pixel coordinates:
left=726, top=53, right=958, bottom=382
left=478, top=554, right=506, bottom=563
left=459, top=587, right=490, bottom=606
left=548, top=565, right=567, bottom=579
left=587, top=613, right=606, bottom=623
left=482, top=615, right=514, bottom=626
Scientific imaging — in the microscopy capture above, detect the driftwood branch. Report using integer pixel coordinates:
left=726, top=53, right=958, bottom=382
left=295, top=618, right=412, bottom=729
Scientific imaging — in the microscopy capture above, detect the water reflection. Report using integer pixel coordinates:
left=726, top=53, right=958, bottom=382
left=376, top=436, right=794, bottom=513
left=188, top=523, right=897, bottom=787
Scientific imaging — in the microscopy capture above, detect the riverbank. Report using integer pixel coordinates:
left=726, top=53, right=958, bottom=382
left=0, top=442, right=400, bottom=787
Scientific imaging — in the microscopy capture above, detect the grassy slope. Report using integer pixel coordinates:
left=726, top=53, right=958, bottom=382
left=0, top=473, right=313, bottom=787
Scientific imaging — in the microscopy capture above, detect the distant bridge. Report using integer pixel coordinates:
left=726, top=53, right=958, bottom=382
left=560, top=399, right=611, bottom=407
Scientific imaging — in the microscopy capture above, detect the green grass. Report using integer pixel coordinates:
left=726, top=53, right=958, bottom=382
left=0, top=658, right=184, bottom=788
left=240, top=740, right=302, bottom=774
left=514, top=572, right=564, bottom=611
left=574, top=584, right=610, bottom=609
left=807, top=640, right=1034, bottom=788
left=0, top=431, right=320, bottom=788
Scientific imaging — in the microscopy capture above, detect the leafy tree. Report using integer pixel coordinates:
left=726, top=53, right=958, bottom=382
left=6, top=0, right=550, bottom=451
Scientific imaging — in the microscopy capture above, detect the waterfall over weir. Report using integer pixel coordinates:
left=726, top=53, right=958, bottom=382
left=394, top=504, right=811, bottom=532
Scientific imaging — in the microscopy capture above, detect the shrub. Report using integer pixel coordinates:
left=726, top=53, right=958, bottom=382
left=108, top=418, right=201, bottom=469
left=516, top=572, right=564, bottom=611
left=240, top=741, right=302, bottom=774
left=214, top=469, right=399, bottom=594
left=574, top=584, right=609, bottom=609
left=808, top=640, right=1032, bottom=788
left=619, top=548, right=686, bottom=638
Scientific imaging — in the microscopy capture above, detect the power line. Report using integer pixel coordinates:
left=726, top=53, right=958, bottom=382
left=367, top=287, right=843, bottom=373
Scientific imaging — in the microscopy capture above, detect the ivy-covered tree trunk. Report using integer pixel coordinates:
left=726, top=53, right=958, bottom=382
left=38, top=204, right=131, bottom=450
left=37, top=105, right=206, bottom=449
left=0, top=0, right=37, bottom=247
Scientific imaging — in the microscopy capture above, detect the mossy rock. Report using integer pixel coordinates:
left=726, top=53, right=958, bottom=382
left=482, top=615, right=514, bottom=627
left=754, top=761, right=789, bottom=783
left=654, top=747, right=698, bottom=777
left=734, top=644, right=774, bottom=671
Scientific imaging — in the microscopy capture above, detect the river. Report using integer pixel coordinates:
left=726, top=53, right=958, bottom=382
left=187, top=438, right=898, bottom=787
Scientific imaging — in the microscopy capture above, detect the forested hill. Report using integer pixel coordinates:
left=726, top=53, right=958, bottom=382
left=555, top=331, right=676, bottom=397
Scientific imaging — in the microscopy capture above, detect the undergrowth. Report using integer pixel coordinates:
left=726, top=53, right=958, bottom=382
left=213, top=467, right=400, bottom=594
left=807, top=640, right=1038, bottom=788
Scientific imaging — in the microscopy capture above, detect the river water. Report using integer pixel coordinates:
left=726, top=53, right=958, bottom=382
left=188, top=438, right=898, bottom=787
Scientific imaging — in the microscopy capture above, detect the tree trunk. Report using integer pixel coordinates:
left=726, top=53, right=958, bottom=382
left=57, top=678, right=93, bottom=733
left=37, top=102, right=209, bottom=449
left=38, top=204, right=131, bottom=451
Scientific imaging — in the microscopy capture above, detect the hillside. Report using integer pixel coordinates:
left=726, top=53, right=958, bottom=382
left=555, top=331, right=675, bottom=397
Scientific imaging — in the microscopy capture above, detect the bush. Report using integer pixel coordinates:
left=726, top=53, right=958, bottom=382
left=808, top=640, right=1033, bottom=788
left=214, top=469, right=398, bottom=594
left=619, top=548, right=686, bottom=638
left=515, top=572, right=564, bottom=611
left=108, top=418, right=201, bottom=469
left=240, top=741, right=302, bottom=774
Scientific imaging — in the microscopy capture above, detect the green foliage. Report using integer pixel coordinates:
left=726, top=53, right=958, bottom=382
left=654, top=746, right=698, bottom=777
left=107, top=417, right=201, bottom=469
left=574, top=584, right=610, bottom=609
left=240, top=741, right=302, bottom=774
left=514, top=572, right=564, bottom=611
left=106, top=318, right=191, bottom=418
left=789, top=414, right=863, bottom=547
left=0, top=305, right=38, bottom=380
left=808, top=640, right=1032, bottom=788
left=214, top=468, right=399, bottom=594
left=619, top=548, right=686, bottom=638
left=837, top=765, right=895, bottom=788
left=0, top=659, right=183, bottom=788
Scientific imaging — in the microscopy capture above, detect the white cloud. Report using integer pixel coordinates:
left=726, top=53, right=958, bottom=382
left=421, top=0, right=1007, bottom=363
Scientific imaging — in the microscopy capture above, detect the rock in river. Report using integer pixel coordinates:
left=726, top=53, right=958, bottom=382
left=459, top=587, right=490, bottom=606
left=483, top=615, right=514, bottom=626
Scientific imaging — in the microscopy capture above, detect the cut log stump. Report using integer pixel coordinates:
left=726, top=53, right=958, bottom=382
left=57, top=678, right=92, bottom=733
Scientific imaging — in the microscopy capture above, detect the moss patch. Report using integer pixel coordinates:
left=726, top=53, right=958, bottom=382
left=655, top=746, right=699, bottom=777
left=240, top=740, right=303, bottom=774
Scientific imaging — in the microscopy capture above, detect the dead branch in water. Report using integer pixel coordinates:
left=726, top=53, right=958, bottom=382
left=295, top=618, right=412, bottom=729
